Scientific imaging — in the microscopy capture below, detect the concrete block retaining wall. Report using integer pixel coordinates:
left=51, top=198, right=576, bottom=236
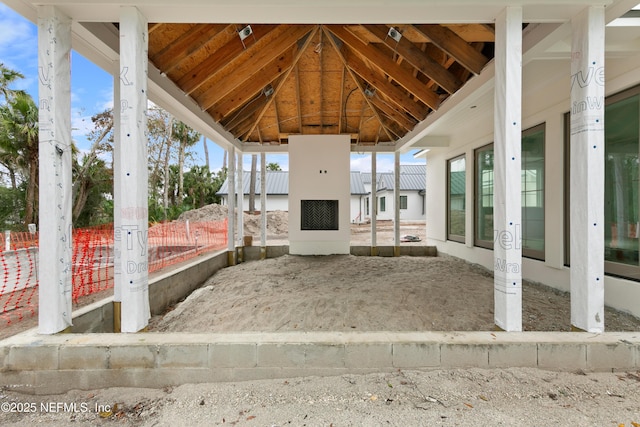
left=0, top=331, right=638, bottom=394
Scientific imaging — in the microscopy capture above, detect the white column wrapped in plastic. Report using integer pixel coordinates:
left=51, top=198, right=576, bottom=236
left=118, top=7, right=150, bottom=332
left=570, top=6, right=605, bottom=332
left=227, top=147, right=236, bottom=264
left=37, top=6, right=73, bottom=334
left=113, top=67, right=122, bottom=306
left=394, top=151, right=401, bottom=252
left=260, top=152, right=267, bottom=248
left=493, top=7, right=522, bottom=331
left=237, top=152, right=244, bottom=245
left=371, top=152, right=377, bottom=250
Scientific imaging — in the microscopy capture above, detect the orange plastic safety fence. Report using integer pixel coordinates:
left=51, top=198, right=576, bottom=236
left=0, top=220, right=228, bottom=326
left=0, top=231, right=40, bottom=326
left=147, top=219, right=228, bottom=273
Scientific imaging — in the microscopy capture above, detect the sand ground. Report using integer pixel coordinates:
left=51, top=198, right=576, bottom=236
left=149, top=253, right=640, bottom=333
left=3, top=215, right=640, bottom=425
left=1, top=368, right=639, bottom=426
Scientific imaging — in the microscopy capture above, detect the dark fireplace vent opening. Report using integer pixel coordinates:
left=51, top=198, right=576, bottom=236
left=301, top=200, right=339, bottom=230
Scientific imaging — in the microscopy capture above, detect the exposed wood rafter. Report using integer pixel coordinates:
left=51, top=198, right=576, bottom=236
left=413, top=24, right=489, bottom=75
left=326, top=25, right=441, bottom=111
left=361, top=24, right=462, bottom=95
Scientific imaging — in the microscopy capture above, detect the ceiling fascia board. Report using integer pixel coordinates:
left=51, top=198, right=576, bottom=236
left=16, top=0, right=616, bottom=24
left=395, top=60, right=495, bottom=153
left=605, top=0, right=640, bottom=23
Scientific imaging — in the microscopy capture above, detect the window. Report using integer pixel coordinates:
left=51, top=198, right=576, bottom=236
left=474, top=124, right=546, bottom=260
left=380, top=196, right=386, bottom=212
left=604, top=90, right=640, bottom=274
left=400, top=195, right=408, bottom=210
left=447, top=155, right=466, bottom=242
left=365, top=197, right=369, bottom=216
left=475, top=145, right=494, bottom=248
left=566, top=85, right=640, bottom=279
left=521, top=124, right=545, bottom=257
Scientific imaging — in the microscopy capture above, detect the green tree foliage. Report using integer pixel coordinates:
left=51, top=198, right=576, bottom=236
left=0, top=91, right=39, bottom=227
left=72, top=110, right=114, bottom=225
left=266, top=162, right=281, bottom=171
left=0, top=64, right=225, bottom=228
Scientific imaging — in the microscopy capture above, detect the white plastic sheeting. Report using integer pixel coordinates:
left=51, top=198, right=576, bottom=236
left=37, top=6, right=73, bottom=334
left=570, top=6, right=605, bottom=332
left=260, top=153, right=267, bottom=247
left=371, top=152, right=377, bottom=248
left=113, top=70, right=122, bottom=305
left=394, top=152, right=401, bottom=248
left=237, top=152, right=244, bottom=246
left=227, top=146, right=236, bottom=262
left=493, top=7, right=523, bottom=331
left=118, top=7, right=150, bottom=332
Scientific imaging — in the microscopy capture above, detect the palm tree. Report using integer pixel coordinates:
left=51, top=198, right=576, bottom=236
left=0, top=63, right=26, bottom=102
left=0, top=92, right=39, bottom=226
left=266, top=162, right=281, bottom=171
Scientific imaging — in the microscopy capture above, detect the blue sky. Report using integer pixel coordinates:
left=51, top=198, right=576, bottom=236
left=0, top=4, right=423, bottom=173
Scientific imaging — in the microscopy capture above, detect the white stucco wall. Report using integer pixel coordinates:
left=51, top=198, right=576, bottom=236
left=425, top=53, right=640, bottom=319
left=288, top=135, right=351, bottom=254
left=376, top=190, right=425, bottom=221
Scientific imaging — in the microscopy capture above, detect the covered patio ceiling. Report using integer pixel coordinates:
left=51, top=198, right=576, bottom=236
left=6, top=0, right=638, bottom=152
left=147, top=23, right=494, bottom=146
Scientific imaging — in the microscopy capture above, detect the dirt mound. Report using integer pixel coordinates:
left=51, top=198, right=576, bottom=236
left=177, top=203, right=288, bottom=237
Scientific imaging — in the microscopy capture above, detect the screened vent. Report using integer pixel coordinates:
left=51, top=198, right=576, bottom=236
left=301, top=200, right=339, bottom=230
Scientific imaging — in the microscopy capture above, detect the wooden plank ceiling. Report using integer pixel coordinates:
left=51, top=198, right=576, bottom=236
left=148, top=24, right=495, bottom=146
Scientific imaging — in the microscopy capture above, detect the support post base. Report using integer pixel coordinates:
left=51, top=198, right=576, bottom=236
left=113, top=301, right=121, bottom=333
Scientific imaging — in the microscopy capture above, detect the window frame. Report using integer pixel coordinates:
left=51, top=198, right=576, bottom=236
left=447, top=154, right=466, bottom=243
left=473, top=124, right=546, bottom=260
left=564, top=84, right=640, bottom=280
left=399, top=195, right=408, bottom=210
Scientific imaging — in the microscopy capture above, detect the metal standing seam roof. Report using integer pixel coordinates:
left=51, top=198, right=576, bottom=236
left=217, top=170, right=290, bottom=195
left=376, top=174, right=425, bottom=192
left=217, top=166, right=424, bottom=195
left=375, top=165, right=426, bottom=192
left=350, top=172, right=367, bottom=195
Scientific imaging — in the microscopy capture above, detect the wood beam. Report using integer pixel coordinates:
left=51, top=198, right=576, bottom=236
left=151, top=24, right=229, bottom=73
left=148, top=23, right=162, bottom=34
left=244, top=26, right=319, bottom=139
left=222, top=94, right=270, bottom=132
left=368, top=92, right=416, bottom=132
left=295, top=65, right=302, bottom=133
left=340, top=44, right=428, bottom=121
left=197, top=25, right=314, bottom=111
left=326, top=25, right=440, bottom=111
left=445, top=24, right=495, bottom=43
left=227, top=98, right=269, bottom=136
left=324, top=27, right=395, bottom=141
left=177, top=24, right=278, bottom=95
left=413, top=24, right=489, bottom=75
left=362, top=25, right=462, bottom=94
left=338, top=65, right=345, bottom=133
left=212, top=48, right=295, bottom=122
